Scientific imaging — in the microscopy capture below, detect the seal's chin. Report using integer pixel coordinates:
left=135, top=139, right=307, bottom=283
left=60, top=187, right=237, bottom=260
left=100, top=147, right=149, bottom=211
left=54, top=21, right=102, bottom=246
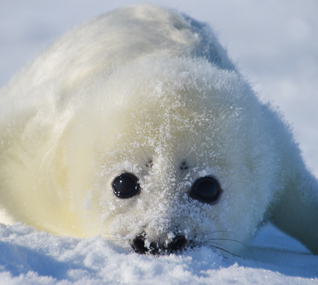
left=131, top=233, right=188, bottom=255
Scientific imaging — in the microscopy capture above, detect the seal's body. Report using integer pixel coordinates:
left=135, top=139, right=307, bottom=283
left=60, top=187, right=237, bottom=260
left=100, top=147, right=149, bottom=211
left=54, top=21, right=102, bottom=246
left=0, top=5, right=317, bottom=255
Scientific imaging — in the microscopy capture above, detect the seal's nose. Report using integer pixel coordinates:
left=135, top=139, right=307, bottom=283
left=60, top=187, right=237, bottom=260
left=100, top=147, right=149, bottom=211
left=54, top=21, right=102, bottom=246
left=131, top=234, right=187, bottom=255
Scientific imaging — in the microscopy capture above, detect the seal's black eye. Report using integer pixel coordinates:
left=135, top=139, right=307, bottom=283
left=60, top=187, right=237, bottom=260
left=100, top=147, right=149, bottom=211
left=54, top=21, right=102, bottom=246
left=189, top=176, right=222, bottom=204
left=112, top=173, right=140, bottom=199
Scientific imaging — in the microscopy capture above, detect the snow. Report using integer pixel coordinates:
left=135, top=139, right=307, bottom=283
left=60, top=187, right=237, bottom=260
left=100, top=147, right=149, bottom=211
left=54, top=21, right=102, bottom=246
left=0, top=223, right=317, bottom=284
left=0, top=0, right=317, bottom=284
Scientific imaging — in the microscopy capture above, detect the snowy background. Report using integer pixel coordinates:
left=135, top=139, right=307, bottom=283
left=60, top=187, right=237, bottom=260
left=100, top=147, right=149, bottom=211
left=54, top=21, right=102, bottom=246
left=0, top=0, right=317, bottom=284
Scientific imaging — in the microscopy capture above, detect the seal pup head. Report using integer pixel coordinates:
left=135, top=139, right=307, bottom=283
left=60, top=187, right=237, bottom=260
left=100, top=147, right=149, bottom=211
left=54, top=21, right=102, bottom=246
left=59, top=56, right=282, bottom=255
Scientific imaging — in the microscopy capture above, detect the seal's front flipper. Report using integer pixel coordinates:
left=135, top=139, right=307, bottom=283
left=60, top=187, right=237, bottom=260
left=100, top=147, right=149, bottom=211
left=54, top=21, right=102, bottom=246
left=271, top=169, right=318, bottom=255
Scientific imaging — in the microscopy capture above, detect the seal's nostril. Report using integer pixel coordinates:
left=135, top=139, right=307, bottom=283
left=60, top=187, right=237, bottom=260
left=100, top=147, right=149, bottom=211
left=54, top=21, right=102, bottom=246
left=168, top=235, right=187, bottom=252
left=131, top=235, right=147, bottom=254
left=131, top=235, right=159, bottom=255
left=149, top=241, right=159, bottom=255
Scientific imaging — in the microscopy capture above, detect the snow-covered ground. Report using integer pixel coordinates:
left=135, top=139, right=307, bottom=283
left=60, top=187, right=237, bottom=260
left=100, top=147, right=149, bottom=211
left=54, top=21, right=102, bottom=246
left=0, top=1, right=317, bottom=284
left=0, top=223, right=316, bottom=284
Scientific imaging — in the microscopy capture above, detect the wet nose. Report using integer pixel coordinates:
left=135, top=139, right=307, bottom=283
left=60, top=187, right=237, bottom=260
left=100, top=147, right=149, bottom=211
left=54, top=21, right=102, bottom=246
left=131, top=234, right=187, bottom=254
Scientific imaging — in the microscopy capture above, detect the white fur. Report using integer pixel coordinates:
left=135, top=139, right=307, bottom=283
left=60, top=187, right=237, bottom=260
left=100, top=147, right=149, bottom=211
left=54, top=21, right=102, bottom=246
left=0, top=4, right=317, bottom=255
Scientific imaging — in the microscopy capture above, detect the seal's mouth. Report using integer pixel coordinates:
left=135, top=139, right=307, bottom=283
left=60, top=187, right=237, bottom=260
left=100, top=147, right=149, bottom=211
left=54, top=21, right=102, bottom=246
left=130, top=233, right=188, bottom=255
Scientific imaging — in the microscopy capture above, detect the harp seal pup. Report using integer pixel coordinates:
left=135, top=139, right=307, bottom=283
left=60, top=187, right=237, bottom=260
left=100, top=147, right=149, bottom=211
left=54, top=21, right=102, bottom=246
left=0, top=4, right=317, bottom=255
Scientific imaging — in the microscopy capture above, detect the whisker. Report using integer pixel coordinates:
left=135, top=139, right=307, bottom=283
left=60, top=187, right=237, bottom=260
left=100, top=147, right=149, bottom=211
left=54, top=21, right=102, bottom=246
left=211, top=246, right=242, bottom=258
left=140, top=145, right=151, bottom=161
left=196, top=230, right=250, bottom=252
left=101, top=235, right=122, bottom=241
left=207, top=238, right=250, bottom=251
left=102, top=231, right=125, bottom=239
left=199, top=230, right=233, bottom=236
left=202, top=241, right=225, bottom=248
left=201, top=241, right=242, bottom=258
left=185, top=135, right=200, bottom=161
left=102, top=238, right=123, bottom=242
left=136, top=158, right=149, bottom=168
